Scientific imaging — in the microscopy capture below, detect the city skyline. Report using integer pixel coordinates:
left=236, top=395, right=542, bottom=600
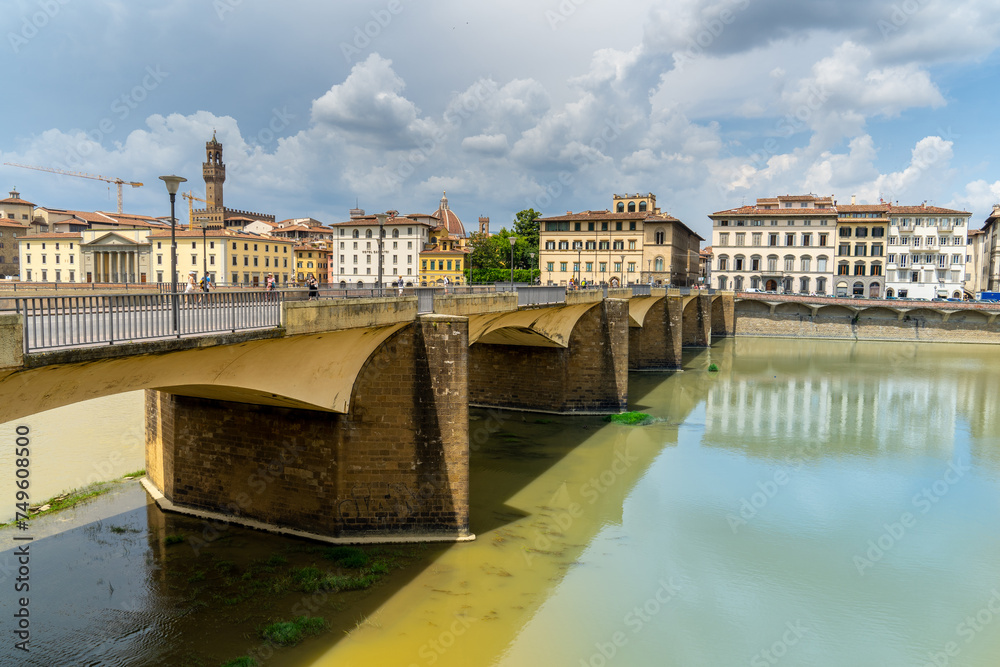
left=3, top=1, right=1000, bottom=236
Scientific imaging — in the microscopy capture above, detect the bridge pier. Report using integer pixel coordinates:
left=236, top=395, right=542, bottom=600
left=682, top=293, right=713, bottom=347
left=629, top=295, right=683, bottom=370
left=468, top=299, right=629, bottom=413
left=144, top=314, right=472, bottom=542
left=711, top=293, right=736, bottom=338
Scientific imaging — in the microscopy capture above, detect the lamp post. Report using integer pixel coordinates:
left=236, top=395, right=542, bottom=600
left=620, top=254, right=625, bottom=286
left=159, top=175, right=186, bottom=332
left=375, top=213, right=386, bottom=293
left=508, top=236, right=517, bottom=289
left=200, top=217, right=208, bottom=285
left=576, top=248, right=581, bottom=284
left=529, top=252, right=535, bottom=285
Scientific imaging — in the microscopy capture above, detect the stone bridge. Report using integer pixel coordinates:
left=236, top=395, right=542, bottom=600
left=0, top=288, right=734, bottom=543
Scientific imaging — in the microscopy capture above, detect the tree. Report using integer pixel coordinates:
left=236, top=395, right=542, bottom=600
left=513, top=208, right=540, bottom=251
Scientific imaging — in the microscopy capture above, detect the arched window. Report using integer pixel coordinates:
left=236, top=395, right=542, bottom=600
left=654, top=228, right=665, bottom=245
left=353, top=230, right=360, bottom=238
left=853, top=281, right=865, bottom=296
left=654, top=257, right=664, bottom=272
left=366, top=229, right=373, bottom=238
left=617, top=202, right=625, bottom=212
left=392, top=229, right=399, bottom=238
left=339, top=281, right=347, bottom=288
left=885, top=287, right=894, bottom=298
left=718, top=275, right=728, bottom=289
left=767, top=255, right=778, bottom=272
left=628, top=202, right=636, bottom=212
left=735, top=255, right=745, bottom=271
left=639, top=201, right=647, bottom=212
left=800, top=256, right=811, bottom=272
left=357, top=280, right=365, bottom=288
left=717, top=255, right=728, bottom=271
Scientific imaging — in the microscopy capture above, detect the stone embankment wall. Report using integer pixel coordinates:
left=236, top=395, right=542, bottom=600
left=734, top=297, right=1000, bottom=344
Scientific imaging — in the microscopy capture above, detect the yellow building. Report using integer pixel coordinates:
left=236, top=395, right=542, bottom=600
left=19, top=233, right=82, bottom=283
left=539, top=193, right=702, bottom=287
left=294, top=245, right=331, bottom=284
left=150, top=229, right=295, bottom=286
left=418, top=192, right=470, bottom=286
left=420, top=226, right=469, bottom=286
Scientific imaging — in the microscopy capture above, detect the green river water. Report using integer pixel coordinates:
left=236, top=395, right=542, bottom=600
left=2, top=337, right=999, bottom=666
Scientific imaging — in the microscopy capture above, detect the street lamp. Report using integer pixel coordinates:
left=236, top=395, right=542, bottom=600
left=200, top=217, right=208, bottom=286
left=508, top=236, right=517, bottom=289
left=375, top=213, right=386, bottom=293
left=620, top=254, right=625, bottom=287
left=576, top=248, right=581, bottom=284
left=529, top=252, right=535, bottom=285
left=159, top=175, right=186, bottom=331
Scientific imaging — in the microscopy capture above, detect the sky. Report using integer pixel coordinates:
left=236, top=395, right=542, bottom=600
left=3, top=0, right=1000, bottom=239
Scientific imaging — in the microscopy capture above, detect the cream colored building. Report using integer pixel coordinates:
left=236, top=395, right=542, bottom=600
left=19, top=233, right=82, bottom=283
left=981, top=204, right=1000, bottom=292
left=709, top=195, right=837, bottom=293
left=965, top=228, right=986, bottom=296
left=884, top=204, right=971, bottom=299
left=539, top=193, right=701, bottom=287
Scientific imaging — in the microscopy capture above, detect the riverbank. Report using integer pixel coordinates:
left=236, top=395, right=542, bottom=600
left=0, top=469, right=144, bottom=527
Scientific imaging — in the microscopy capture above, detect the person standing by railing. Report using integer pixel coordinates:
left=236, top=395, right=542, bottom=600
left=184, top=272, right=198, bottom=304
left=306, top=273, right=319, bottom=300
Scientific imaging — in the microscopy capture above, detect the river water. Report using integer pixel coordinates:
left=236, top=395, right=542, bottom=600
left=3, top=338, right=1000, bottom=666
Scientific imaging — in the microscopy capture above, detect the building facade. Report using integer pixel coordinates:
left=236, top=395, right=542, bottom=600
left=834, top=204, right=888, bottom=298
left=884, top=205, right=970, bottom=299
left=709, top=195, right=837, bottom=294
left=981, top=204, right=1000, bottom=292
left=539, top=193, right=701, bottom=287
left=330, top=211, right=429, bottom=287
left=191, top=134, right=275, bottom=229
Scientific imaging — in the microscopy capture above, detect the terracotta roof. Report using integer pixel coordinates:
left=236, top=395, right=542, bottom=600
left=420, top=247, right=471, bottom=255
left=21, top=233, right=82, bottom=240
left=885, top=204, right=970, bottom=215
left=148, top=229, right=295, bottom=242
left=538, top=211, right=681, bottom=222
left=330, top=215, right=429, bottom=227
left=710, top=206, right=836, bottom=217
left=0, top=220, right=29, bottom=229
left=836, top=204, right=889, bottom=212
left=0, top=197, right=34, bottom=207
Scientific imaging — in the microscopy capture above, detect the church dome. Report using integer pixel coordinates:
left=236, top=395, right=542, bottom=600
left=433, top=191, right=466, bottom=237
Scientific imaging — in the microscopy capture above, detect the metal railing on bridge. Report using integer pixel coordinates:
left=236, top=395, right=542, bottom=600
left=16, top=290, right=282, bottom=354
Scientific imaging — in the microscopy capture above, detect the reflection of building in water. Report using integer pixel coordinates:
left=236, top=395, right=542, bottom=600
left=704, top=358, right=961, bottom=460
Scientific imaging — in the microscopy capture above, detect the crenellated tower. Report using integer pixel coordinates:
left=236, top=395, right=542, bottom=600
left=203, top=132, right=226, bottom=211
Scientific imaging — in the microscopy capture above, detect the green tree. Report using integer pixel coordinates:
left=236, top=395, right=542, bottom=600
left=513, top=208, right=540, bottom=251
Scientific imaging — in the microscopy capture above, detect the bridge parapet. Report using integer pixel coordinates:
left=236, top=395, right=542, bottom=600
left=0, top=313, right=22, bottom=370
left=432, top=292, right=517, bottom=317
left=283, top=296, right=417, bottom=336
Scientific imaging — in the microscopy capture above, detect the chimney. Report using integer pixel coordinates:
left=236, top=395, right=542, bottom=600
left=851, top=194, right=856, bottom=205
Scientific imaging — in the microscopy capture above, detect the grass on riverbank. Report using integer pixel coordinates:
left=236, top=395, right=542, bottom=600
left=0, top=469, right=146, bottom=528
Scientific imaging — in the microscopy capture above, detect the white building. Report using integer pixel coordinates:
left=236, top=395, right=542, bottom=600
left=884, top=204, right=971, bottom=299
left=709, top=195, right=837, bottom=294
left=328, top=211, right=430, bottom=286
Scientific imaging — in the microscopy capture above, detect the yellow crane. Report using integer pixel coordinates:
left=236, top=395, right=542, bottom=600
left=3, top=162, right=142, bottom=213
left=182, top=191, right=210, bottom=230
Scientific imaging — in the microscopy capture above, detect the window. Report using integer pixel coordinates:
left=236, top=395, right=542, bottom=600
left=767, top=257, right=777, bottom=272
left=735, top=233, right=745, bottom=246
left=751, top=257, right=760, bottom=271
left=887, top=254, right=896, bottom=264
left=599, top=262, right=607, bottom=273
left=816, top=277, right=826, bottom=293
left=545, top=241, right=555, bottom=250
left=628, top=240, right=636, bottom=250
left=854, top=245, right=867, bottom=257
left=718, top=257, right=728, bottom=271
left=837, top=263, right=849, bottom=276
left=719, top=233, right=730, bottom=246
left=734, top=257, right=744, bottom=271
left=870, top=263, right=883, bottom=276
left=802, top=234, right=811, bottom=247
left=839, top=244, right=850, bottom=257
left=819, top=234, right=828, bottom=246
left=559, top=241, right=569, bottom=250
left=839, top=227, right=852, bottom=237
left=585, top=241, right=596, bottom=250
left=560, top=262, right=568, bottom=272
left=817, top=257, right=828, bottom=273
left=784, top=256, right=794, bottom=271
left=655, top=230, right=665, bottom=244
left=547, top=262, right=554, bottom=272
left=854, top=263, right=865, bottom=276
left=629, top=221, right=636, bottom=231
left=900, top=255, right=908, bottom=268
left=752, top=233, right=762, bottom=246
left=616, top=222, right=623, bottom=231
left=856, top=227, right=868, bottom=238
left=801, top=257, right=811, bottom=272
left=871, top=244, right=883, bottom=257
left=951, top=254, right=961, bottom=265
left=627, top=262, right=636, bottom=272
left=769, top=234, right=778, bottom=246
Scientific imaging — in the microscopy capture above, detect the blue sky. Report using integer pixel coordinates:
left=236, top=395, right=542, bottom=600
left=3, top=0, right=1000, bottom=238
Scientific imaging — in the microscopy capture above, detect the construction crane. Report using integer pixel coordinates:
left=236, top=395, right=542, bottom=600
left=3, top=162, right=142, bottom=213
left=182, top=191, right=210, bottom=230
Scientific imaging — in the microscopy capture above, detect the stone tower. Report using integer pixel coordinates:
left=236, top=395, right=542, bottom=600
left=203, top=132, right=225, bottom=211
left=478, top=216, right=490, bottom=235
